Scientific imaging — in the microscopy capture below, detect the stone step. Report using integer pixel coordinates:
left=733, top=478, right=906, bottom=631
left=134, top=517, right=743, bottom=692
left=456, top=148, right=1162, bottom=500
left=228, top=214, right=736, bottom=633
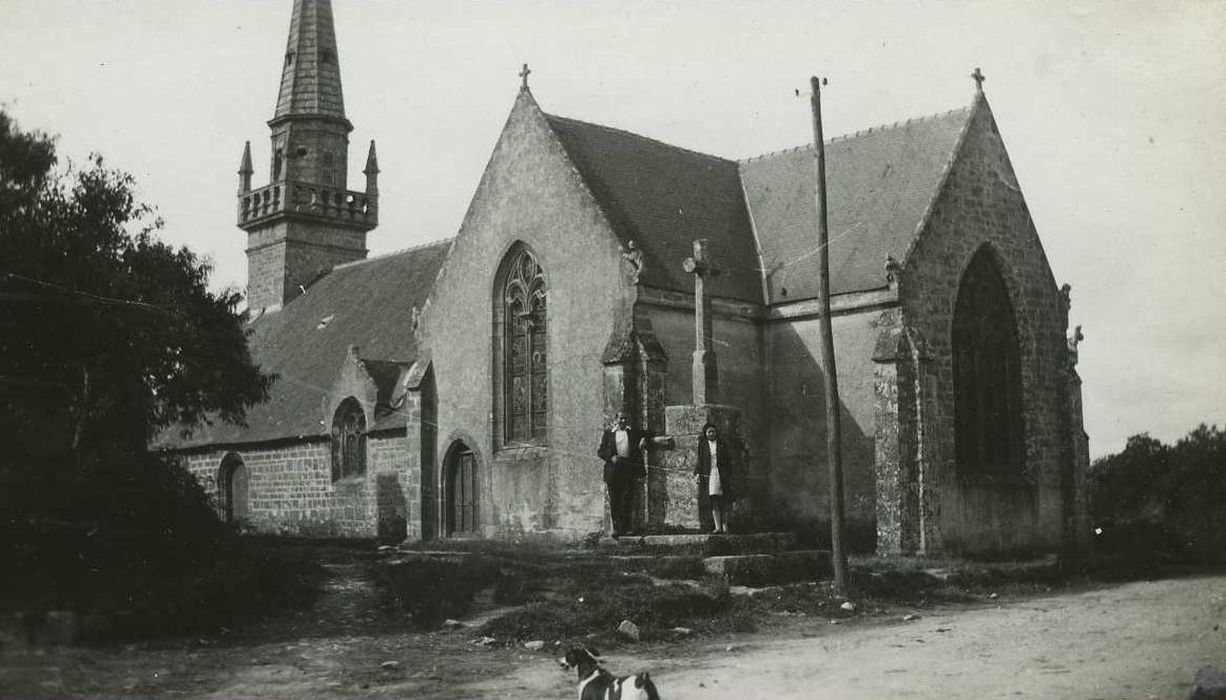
left=702, top=550, right=831, bottom=586
left=604, top=554, right=707, bottom=580
left=596, top=532, right=798, bottom=556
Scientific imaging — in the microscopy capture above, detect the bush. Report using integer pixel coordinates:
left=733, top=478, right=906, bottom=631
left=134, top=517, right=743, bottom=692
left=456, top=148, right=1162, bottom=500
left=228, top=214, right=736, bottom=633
left=1090, top=425, right=1226, bottom=564
left=0, top=450, right=320, bottom=640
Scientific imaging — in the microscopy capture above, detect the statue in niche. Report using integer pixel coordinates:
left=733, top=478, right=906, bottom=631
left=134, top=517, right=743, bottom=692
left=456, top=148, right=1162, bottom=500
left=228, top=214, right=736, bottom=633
left=1067, top=325, right=1084, bottom=367
left=621, top=239, right=645, bottom=285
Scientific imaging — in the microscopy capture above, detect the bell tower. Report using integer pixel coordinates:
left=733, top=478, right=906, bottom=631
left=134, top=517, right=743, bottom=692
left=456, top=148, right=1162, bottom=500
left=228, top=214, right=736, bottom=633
left=237, top=0, right=379, bottom=314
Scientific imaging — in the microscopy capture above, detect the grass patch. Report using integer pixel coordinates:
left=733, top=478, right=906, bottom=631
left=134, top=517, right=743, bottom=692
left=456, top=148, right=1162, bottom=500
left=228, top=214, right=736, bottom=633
left=480, top=576, right=753, bottom=645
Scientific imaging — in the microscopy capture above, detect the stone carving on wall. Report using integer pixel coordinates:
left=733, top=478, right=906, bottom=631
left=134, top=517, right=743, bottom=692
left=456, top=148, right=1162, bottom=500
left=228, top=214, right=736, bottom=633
left=621, top=239, right=645, bottom=285
left=885, top=254, right=902, bottom=291
left=1068, top=325, right=1084, bottom=367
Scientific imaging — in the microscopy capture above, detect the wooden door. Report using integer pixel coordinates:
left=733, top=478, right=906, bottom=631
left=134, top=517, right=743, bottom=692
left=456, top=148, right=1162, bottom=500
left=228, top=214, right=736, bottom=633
left=222, top=457, right=248, bottom=523
left=448, top=450, right=478, bottom=535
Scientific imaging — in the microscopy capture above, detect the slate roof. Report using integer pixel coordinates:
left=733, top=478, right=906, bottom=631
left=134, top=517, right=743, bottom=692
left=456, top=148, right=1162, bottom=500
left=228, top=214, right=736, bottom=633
left=545, top=100, right=976, bottom=305
left=159, top=240, right=450, bottom=449
left=546, top=115, right=764, bottom=303
left=740, top=105, right=974, bottom=301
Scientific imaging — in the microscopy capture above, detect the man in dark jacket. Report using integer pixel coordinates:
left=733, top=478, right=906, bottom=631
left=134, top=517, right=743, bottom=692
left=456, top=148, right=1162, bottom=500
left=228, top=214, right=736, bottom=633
left=597, top=412, right=650, bottom=537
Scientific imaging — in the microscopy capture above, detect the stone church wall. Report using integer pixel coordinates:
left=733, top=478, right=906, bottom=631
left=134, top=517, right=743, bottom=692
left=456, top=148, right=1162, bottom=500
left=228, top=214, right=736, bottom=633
left=765, top=307, right=884, bottom=546
left=900, top=99, right=1072, bottom=554
left=182, top=432, right=410, bottom=538
left=414, top=93, right=627, bottom=539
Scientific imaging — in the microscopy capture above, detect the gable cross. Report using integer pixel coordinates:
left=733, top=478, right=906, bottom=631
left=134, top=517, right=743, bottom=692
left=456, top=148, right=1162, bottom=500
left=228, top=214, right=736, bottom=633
left=971, top=67, right=986, bottom=94
left=682, top=239, right=721, bottom=405
left=519, top=63, right=532, bottom=90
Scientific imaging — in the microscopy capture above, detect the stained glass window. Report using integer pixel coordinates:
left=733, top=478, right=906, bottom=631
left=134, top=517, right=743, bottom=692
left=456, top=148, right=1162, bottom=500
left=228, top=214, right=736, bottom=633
left=331, top=397, right=367, bottom=481
left=499, top=246, right=547, bottom=446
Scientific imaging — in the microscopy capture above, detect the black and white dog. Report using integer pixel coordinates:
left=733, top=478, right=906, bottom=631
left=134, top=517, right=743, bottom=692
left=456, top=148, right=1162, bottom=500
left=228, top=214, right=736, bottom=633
left=558, top=646, right=660, bottom=700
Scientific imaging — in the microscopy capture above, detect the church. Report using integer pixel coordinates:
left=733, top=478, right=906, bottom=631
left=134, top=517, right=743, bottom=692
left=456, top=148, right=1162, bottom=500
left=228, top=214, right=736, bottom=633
left=162, top=0, right=1091, bottom=557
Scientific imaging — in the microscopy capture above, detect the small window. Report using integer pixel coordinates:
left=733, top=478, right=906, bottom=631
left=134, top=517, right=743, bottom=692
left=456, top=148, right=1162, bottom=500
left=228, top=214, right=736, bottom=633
left=273, top=148, right=284, bottom=181
left=331, top=398, right=366, bottom=481
left=322, top=151, right=336, bottom=188
left=285, top=51, right=294, bottom=67
left=320, top=49, right=335, bottom=65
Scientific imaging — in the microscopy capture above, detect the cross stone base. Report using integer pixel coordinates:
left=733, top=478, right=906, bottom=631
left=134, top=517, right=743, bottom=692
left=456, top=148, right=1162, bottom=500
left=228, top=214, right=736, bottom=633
left=660, top=403, right=742, bottom=531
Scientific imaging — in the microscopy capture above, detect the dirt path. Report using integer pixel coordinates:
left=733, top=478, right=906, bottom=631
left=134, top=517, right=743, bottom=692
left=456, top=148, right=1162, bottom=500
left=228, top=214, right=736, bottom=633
left=473, top=574, right=1226, bottom=700
left=3, top=552, right=1224, bottom=699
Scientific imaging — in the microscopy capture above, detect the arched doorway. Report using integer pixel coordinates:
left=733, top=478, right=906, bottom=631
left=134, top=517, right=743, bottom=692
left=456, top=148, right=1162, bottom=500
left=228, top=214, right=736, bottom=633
left=952, top=248, right=1025, bottom=476
left=218, top=453, right=249, bottom=523
left=444, top=442, right=479, bottom=536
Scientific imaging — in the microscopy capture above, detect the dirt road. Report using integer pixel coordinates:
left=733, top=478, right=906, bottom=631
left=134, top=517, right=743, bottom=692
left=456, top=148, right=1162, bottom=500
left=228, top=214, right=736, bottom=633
left=3, top=562, right=1224, bottom=699
left=473, top=575, right=1226, bottom=700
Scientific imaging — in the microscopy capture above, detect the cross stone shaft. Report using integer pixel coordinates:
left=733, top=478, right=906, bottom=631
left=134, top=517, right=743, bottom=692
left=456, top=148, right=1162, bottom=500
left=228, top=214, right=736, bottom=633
left=682, top=239, right=719, bottom=405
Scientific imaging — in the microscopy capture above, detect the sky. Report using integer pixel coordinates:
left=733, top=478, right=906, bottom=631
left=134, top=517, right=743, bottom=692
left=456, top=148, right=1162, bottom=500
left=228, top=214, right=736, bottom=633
left=1, top=0, right=1223, bottom=458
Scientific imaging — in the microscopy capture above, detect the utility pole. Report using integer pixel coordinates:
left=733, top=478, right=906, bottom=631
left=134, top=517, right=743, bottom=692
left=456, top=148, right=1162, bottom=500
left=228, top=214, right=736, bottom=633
left=808, top=75, right=848, bottom=596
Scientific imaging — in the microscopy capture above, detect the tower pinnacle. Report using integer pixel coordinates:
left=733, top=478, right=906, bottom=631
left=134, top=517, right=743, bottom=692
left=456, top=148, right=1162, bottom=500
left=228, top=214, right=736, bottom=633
left=364, top=140, right=379, bottom=196
left=238, top=141, right=253, bottom=193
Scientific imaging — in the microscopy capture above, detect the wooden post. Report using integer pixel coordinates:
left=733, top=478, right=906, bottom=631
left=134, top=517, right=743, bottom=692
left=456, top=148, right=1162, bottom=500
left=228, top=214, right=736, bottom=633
left=809, top=75, right=848, bottom=595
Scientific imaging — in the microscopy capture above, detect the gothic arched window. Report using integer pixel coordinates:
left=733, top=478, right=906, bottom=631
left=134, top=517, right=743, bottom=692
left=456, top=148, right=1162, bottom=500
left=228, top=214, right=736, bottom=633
left=331, top=397, right=367, bottom=481
left=952, top=248, right=1025, bottom=477
left=495, top=245, right=548, bottom=446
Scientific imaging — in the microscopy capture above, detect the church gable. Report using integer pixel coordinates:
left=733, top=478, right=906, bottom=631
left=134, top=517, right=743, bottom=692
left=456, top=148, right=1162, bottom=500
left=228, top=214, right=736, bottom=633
left=414, top=87, right=634, bottom=536
left=893, top=92, right=1073, bottom=554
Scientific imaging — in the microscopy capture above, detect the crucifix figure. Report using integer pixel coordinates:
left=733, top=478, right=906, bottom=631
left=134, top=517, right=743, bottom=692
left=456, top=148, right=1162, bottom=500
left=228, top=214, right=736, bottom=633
left=519, top=63, right=532, bottom=90
left=682, top=239, right=720, bottom=405
left=971, top=67, right=986, bottom=94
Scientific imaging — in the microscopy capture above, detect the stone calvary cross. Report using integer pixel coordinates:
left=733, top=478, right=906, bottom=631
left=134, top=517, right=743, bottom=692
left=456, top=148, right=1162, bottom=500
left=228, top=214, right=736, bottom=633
left=682, top=239, right=720, bottom=405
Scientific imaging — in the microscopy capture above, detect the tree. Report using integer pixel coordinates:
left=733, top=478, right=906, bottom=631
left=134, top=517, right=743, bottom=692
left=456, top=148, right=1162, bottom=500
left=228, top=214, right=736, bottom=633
left=0, top=110, right=276, bottom=626
left=0, top=110, right=272, bottom=467
left=1090, top=426, right=1226, bottom=563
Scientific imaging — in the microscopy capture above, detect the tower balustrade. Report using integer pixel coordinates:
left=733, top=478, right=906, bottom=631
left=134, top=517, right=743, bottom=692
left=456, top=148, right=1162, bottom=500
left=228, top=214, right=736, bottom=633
left=238, top=180, right=378, bottom=230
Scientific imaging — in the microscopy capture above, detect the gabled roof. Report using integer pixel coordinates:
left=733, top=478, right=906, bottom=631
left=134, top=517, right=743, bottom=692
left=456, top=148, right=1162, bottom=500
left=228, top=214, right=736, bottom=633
left=159, top=239, right=450, bottom=449
left=543, top=98, right=978, bottom=306
left=740, top=104, right=974, bottom=301
left=545, top=114, right=763, bottom=303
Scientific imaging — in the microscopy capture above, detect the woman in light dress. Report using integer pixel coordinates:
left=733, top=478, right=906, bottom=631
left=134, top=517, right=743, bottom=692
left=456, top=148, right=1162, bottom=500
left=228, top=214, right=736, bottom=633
left=694, top=422, right=734, bottom=534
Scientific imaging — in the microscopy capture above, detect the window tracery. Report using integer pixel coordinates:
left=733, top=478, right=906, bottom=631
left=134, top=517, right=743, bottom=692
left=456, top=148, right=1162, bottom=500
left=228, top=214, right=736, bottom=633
left=331, top=397, right=366, bottom=481
left=497, top=246, right=547, bottom=446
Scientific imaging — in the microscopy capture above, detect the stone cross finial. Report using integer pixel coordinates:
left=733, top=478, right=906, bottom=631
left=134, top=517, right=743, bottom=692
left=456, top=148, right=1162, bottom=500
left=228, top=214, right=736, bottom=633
left=519, top=63, right=532, bottom=90
left=971, top=67, right=986, bottom=93
left=682, top=239, right=720, bottom=405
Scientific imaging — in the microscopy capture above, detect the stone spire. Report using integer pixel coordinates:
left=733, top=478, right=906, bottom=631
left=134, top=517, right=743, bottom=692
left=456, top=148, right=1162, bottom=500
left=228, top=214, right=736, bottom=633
left=236, top=0, right=376, bottom=315
left=273, top=0, right=349, bottom=128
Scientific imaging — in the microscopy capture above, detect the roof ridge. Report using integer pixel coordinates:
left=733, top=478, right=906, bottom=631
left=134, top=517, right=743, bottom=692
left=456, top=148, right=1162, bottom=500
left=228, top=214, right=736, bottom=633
left=738, top=104, right=973, bottom=164
left=332, top=237, right=455, bottom=270
left=545, top=112, right=736, bottom=166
